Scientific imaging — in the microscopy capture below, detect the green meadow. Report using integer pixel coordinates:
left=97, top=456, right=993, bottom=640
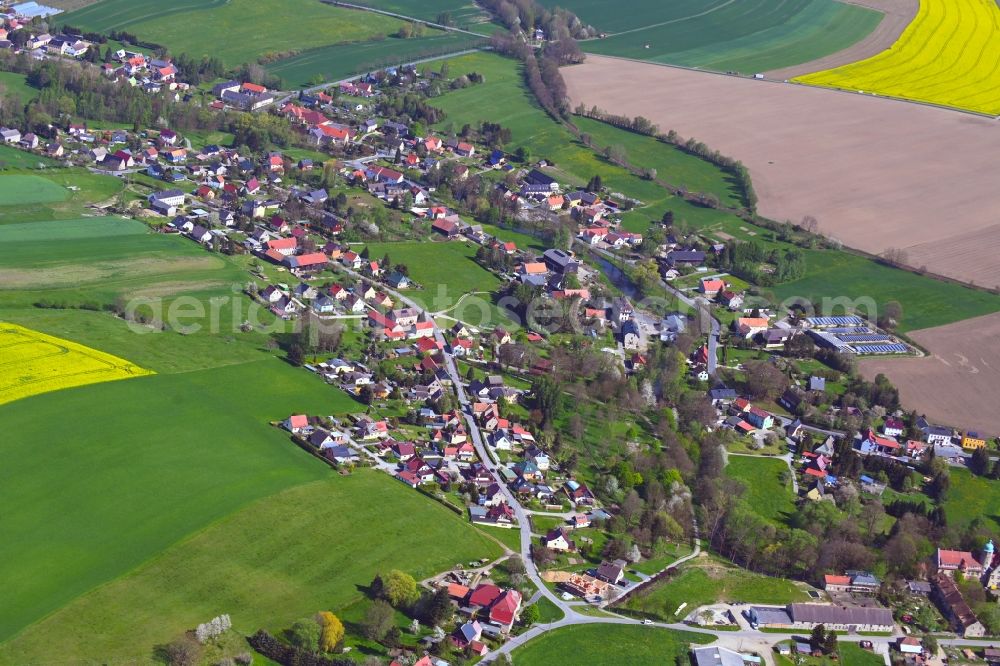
left=361, top=239, right=504, bottom=312
left=542, top=0, right=882, bottom=74
left=59, top=0, right=404, bottom=67
left=0, top=170, right=123, bottom=223
left=0, top=473, right=501, bottom=663
left=726, top=456, right=797, bottom=524
left=0, top=71, right=40, bottom=103
left=267, top=31, right=485, bottom=88
left=351, top=0, right=492, bottom=28
left=623, top=560, right=807, bottom=622
left=0, top=174, right=70, bottom=206
left=0, top=358, right=347, bottom=642
left=512, top=624, right=713, bottom=666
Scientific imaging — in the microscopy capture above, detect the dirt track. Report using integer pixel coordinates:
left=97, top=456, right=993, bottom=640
left=563, top=56, right=1000, bottom=287
left=767, top=0, right=919, bottom=79
left=860, top=312, right=1000, bottom=436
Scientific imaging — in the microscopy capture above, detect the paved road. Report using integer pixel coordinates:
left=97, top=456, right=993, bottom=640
left=582, top=243, right=722, bottom=375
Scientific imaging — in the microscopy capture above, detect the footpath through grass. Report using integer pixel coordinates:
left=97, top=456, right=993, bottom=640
left=0, top=472, right=502, bottom=663
left=512, top=624, right=714, bottom=666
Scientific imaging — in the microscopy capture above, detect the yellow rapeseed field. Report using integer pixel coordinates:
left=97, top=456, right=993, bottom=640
left=0, top=322, right=153, bottom=406
left=794, top=0, right=1000, bottom=115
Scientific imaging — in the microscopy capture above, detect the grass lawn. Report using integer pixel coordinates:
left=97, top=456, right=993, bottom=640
left=0, top=144, right=58, bottom=170
left=477, top=524, right=523, bottom=552
left=532, top=595, right=565, bottom=623
left=0, top=472, right=502, bottom=663
left=0, top=169, right=123, bottom=223
left=726, top=456, right=797, bottom=524
left=943, top=468, right=1000, bottom=533
left=511, top=624, right=713, bottom=666
left=623, top=559, right=807, bottom=622
left=839, top=642, right=885, bottom=666
left=58, top=0, right=405, bottom=68
left=360, top=239, right=504, bottom=313
left=0, top=71, right=40, bottom=103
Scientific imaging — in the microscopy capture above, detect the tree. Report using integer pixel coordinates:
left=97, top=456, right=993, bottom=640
left=162, top=638, right=201, bottom=666
left=423, top=587, right=454, bottom=626
left=923, top=635, right=939, bottom=655
left=809, top=624, right=826, bottom=652
left=822, top=628, right=838, bottom=655
left=289, top=617, right=321, bottom=653
left=521, top=603, right=540, bottom=626
left=971, top=447, right=990, bottom=476
left=318, top=612, right=344, bottom=652
left=383, top=569, right=418, bottom=607
left=744, top=360, right=789, bottom=400
left=362, top=600, right=395, bottom=640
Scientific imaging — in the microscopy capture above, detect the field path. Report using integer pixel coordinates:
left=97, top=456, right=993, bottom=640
left=588, top=0, right=738, bottom=38
left=766, top=0, right=919, bottom=78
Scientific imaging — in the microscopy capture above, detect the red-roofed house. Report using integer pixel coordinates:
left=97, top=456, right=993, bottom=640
left=937, top=549, right=984, bottom=577
left=824, top=575, right=852, bottom=592
left=266, top=237, right=298, bottom=256
left=468, top=584, right=502, bottom=609
left=283, top=414, right=308, bottom=433
left=489, top=590, right=522, bottom=629
left=700, top=278, right=725, bottom=297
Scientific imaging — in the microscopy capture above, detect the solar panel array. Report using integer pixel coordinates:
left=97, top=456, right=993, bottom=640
left=826, top=327, right=871, bottom=334
left=837, top=333, right=892, bottom=343
left=854, top=343, right=908, bottom=355
left=806, top=316, right=866, bottom=327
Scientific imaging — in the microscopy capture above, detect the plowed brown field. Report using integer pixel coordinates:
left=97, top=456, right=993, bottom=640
left=563, top=56, right=1000, bottom=287
left=860, top=312, right=1000, bottom=436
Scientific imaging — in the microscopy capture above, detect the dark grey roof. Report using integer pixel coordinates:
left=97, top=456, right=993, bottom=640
left=789, top=603, right=893, bottom=627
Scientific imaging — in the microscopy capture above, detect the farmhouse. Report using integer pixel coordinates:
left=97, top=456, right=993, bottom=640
left=932, top=573, right=985, bottom=638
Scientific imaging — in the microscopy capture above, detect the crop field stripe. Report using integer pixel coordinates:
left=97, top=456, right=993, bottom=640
left=601, top=0, right=737, bottom=37
left=57, top=0, right=228, bottom=32
left=795, top=0, right=1000, bottom=114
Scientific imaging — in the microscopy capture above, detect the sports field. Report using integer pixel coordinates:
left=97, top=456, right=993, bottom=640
left=795, top=0, right=1000, bottom=115
left=0, top=322, right=152, bottom=406
left=546, top=0, right=882, bottom=74
left=58, top=0, right=404, bottom=67
left=511, top=625, right=713, bottom=666
left=0, top=472, right=501, bottom=663
left=266, top=31, right=484, bottom=88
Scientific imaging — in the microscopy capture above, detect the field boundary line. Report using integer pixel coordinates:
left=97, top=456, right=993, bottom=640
left=571, top=53, right=1000, bottom=120
left=323, top=0, right=487, bottom=37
